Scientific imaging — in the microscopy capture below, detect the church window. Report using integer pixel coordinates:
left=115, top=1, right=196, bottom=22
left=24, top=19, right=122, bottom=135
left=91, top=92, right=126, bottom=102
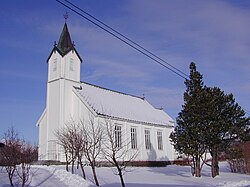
left=70, top=58, right=74, bottom=71
left=115, top=125, right=122, bottom=148
left=157, top=131, right=163, bottom=150
left=131, top=127, right=137, bottom=149
left=53, top=59, right=57, bottom=71
left=145, top=129, right=151, bottom=150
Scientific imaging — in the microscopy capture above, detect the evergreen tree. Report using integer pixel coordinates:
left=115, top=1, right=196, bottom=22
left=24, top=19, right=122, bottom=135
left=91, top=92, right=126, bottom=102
left=202, top=87, right=250, bottom=177
left=170, top=62, right=207, bottom=177
left=170, top=62, right=250, bottom=178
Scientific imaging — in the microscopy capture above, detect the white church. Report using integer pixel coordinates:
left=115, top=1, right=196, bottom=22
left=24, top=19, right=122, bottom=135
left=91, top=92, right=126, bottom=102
left=37, top=22, right=176, bottom=164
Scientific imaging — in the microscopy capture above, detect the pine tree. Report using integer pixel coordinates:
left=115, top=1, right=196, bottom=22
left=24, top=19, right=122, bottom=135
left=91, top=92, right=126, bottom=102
left=170, top=62, right=207, bottom=177
left=170, top=62, right=250, bottom=178
left=202, top=87, right=250, bottom=177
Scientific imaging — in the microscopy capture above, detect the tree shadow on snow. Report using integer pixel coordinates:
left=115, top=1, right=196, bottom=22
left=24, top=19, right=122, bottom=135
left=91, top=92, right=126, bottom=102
left=31, top=167, right=56, bottom=187
left=0, top=167, right=56, bottom=187
left=146, top=147, right=192, bottom=178
left=147, top=165, right=193, bottom=178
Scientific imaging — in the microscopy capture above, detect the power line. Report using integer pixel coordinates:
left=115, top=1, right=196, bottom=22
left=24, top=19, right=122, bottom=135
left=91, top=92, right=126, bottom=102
left=63, top=0, right=189, bottom=78
left=55, top=0, right=250, bottom=114
left=55, top=0, right=189, bottom=80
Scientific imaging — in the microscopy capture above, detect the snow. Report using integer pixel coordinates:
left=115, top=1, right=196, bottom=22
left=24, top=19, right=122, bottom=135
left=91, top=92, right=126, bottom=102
left=219, top=181, right=250, bottom=187
left=0, top=162, right=250, bottom=187
left=44, top=166, right=92, bottom=187
left=75, top=82, right=173, bottom=126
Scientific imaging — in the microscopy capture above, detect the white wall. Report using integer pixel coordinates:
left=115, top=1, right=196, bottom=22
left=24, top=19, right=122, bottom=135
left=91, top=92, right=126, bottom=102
left=38, top=111, right=47, bottom=160
left=40, top=49, right=81, bottom=161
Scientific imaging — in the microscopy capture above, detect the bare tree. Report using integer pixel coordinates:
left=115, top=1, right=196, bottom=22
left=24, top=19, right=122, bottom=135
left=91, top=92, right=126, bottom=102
left=81, top=117, right=104, bottom=186
left=16, top=143, right=38, bottom=187
left=72, top=122, right=86, bottom=179
left=0, top=127, right=37, bottom=187
left=55, top=126, right=72, bottom=172
left=102, top=119, right=139, bottom=187
left=0, top=127, right=22, bottom=186
left=55, top=120, right=86, bottom=179
left=67, top=123, right=78, bottom=174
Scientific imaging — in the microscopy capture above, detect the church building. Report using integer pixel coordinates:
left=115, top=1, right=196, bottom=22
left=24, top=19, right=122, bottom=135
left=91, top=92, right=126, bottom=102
left=36, top=22, right=176, bottom=163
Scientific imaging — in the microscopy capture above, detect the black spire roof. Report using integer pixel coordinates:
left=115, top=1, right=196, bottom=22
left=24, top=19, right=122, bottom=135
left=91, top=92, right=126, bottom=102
left=47, top=22, right=82, bottom=62
left=57, top=23, right=73, bottom=55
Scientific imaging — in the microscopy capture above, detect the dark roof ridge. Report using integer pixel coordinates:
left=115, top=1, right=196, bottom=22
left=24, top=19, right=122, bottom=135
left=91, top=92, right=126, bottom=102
left=46, top=45, right=82, bottom=63
left=80, top=81, right=144, bottom=100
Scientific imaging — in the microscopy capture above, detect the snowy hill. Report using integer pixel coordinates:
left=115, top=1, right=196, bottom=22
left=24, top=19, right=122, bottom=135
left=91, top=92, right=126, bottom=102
left=0, top=162, right=250, bottom=187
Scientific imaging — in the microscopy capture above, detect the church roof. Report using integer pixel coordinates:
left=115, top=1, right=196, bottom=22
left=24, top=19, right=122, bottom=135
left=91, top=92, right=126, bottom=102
left=47, top=22, right=82, bottom=62
left=74, top=82, right=174, bottom=127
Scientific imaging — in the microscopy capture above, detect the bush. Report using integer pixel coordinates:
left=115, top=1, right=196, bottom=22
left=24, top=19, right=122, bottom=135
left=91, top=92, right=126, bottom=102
left=227, top=141, right=250, bottom=175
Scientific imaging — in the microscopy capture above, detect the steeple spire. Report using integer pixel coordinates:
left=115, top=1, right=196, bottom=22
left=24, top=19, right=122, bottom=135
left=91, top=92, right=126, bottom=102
left=47, top=20, right=82, bottom=63
left=57, top=22, right=73, bottom=55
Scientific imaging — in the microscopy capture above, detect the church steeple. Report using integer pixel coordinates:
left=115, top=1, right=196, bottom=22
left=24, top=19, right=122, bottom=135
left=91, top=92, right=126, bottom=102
left=39, top=19, right=83, bottom=161
left=57, top=23, right=73, bottom=55
left=47, top=22, right=82, bottom=62
left=47, top=21, right=82, bottom=83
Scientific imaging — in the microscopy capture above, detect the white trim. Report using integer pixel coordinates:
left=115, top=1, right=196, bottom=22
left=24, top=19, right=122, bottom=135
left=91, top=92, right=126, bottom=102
left=98, top=114, right=172, bottom=128
left=72, top=88, right=97, bottom=116
left=36, top=109, right=46, bottom=127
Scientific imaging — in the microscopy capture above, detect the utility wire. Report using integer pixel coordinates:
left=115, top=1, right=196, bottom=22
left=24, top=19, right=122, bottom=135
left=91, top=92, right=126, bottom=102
left=63, top=0, right=189, bottom=78
left=56, top=0, right=250, bottom=113
left=56, top=0, right=188, bottom=79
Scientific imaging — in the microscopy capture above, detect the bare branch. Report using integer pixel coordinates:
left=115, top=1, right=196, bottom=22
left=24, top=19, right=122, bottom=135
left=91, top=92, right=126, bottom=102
left=101, top=118, right=139, bottom=187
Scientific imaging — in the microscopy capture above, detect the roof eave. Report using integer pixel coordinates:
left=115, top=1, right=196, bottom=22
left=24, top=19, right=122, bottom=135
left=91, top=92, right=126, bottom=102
left=46, top=46, right=83, bottom=63
left=72, top=88, right=98, bottom=116
left=97, top=113, right=173, bottom=128
left=36, top=109, right=46, bottom=127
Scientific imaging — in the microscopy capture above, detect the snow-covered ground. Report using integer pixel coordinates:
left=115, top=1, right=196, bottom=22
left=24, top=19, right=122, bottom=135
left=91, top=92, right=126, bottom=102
left=0, top=162, right=250, bottom=187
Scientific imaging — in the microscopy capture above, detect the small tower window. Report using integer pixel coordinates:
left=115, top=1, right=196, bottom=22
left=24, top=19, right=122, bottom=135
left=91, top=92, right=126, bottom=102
left=53, top=59, right=57, bottom=71
left=70, top=59, right=74, bottom=71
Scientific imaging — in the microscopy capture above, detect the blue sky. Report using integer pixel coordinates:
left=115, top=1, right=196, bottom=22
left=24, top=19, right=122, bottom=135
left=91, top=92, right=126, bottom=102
left=1, top=0, right=250, bottom=143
